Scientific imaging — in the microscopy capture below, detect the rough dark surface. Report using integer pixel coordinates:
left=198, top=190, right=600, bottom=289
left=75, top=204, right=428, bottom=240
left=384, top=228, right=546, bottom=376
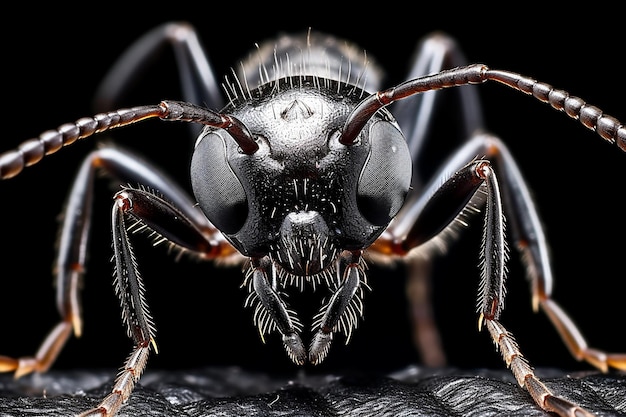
left=0, top=366, right=624, bottom=416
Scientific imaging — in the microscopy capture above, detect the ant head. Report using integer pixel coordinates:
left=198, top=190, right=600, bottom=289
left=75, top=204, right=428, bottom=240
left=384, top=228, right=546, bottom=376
left=190, top=78, right=411, bottom=276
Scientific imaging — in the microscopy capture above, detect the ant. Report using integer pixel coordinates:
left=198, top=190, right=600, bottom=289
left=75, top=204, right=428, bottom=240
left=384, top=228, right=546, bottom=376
left=1, top=22, right=624, bottom=416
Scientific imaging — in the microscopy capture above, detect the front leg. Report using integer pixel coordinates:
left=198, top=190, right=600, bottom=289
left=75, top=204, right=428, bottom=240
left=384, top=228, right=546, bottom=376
left=78, top=189, right=165, bottom=417
left=80, top=179, right=241, bottom=417
left=371, top=152, right=596, bottom=417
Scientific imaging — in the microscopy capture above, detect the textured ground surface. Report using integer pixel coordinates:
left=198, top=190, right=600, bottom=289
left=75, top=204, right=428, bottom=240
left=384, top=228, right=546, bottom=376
left=0, top=366, right=624, bottom=416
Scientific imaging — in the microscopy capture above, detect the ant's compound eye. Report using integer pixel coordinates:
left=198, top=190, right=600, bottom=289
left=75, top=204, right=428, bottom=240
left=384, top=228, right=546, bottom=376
left=190, top=131, right=248, bottom=234
left=356, top=121, right=412, bottom=226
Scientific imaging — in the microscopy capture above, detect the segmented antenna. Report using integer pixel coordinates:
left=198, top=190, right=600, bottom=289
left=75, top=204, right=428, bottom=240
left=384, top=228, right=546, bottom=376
left=0, top=101, right=259, bottom=180
left=339, top=64, right=626, bottom=153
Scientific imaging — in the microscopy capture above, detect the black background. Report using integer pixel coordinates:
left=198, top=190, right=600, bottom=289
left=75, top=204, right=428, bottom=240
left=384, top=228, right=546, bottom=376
left=1, top=4, right=624, bottom=382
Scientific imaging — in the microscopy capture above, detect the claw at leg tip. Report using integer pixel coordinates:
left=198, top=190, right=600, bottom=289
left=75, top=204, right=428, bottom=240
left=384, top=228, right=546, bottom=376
left=478, top=313, right=485, bottom=332
left=531, top=294, right=540, bottom=313
left=72, top=314, right=83, bottom=338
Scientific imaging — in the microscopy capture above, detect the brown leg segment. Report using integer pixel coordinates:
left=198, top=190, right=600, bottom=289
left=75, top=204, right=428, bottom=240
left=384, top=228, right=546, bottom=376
left=405, top=256, right=446, bottom=367
left=78, top=343, right=151, bottom=417
left=0, top=320, right=73, bottom=377
left=485, top=319, right=595, bottom=417
left=539, top=298, right=626, bottom=372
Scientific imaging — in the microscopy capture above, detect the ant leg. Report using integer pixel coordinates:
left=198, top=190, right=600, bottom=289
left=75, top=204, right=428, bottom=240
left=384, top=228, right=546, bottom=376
left=0, top=145, right=238, bottom=380
left=76, top=148, right=241, bottom=417
left=370, top=135, right=598, bottom=416
left=479, top=136, right=626, bottom=372
left=93, top=21, right=223, bottom=112
left=392, top=32, right=486, bottom=367
left=404, top=258, right=446, bottom=366
left=393, top=31, right=484, bottom=165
